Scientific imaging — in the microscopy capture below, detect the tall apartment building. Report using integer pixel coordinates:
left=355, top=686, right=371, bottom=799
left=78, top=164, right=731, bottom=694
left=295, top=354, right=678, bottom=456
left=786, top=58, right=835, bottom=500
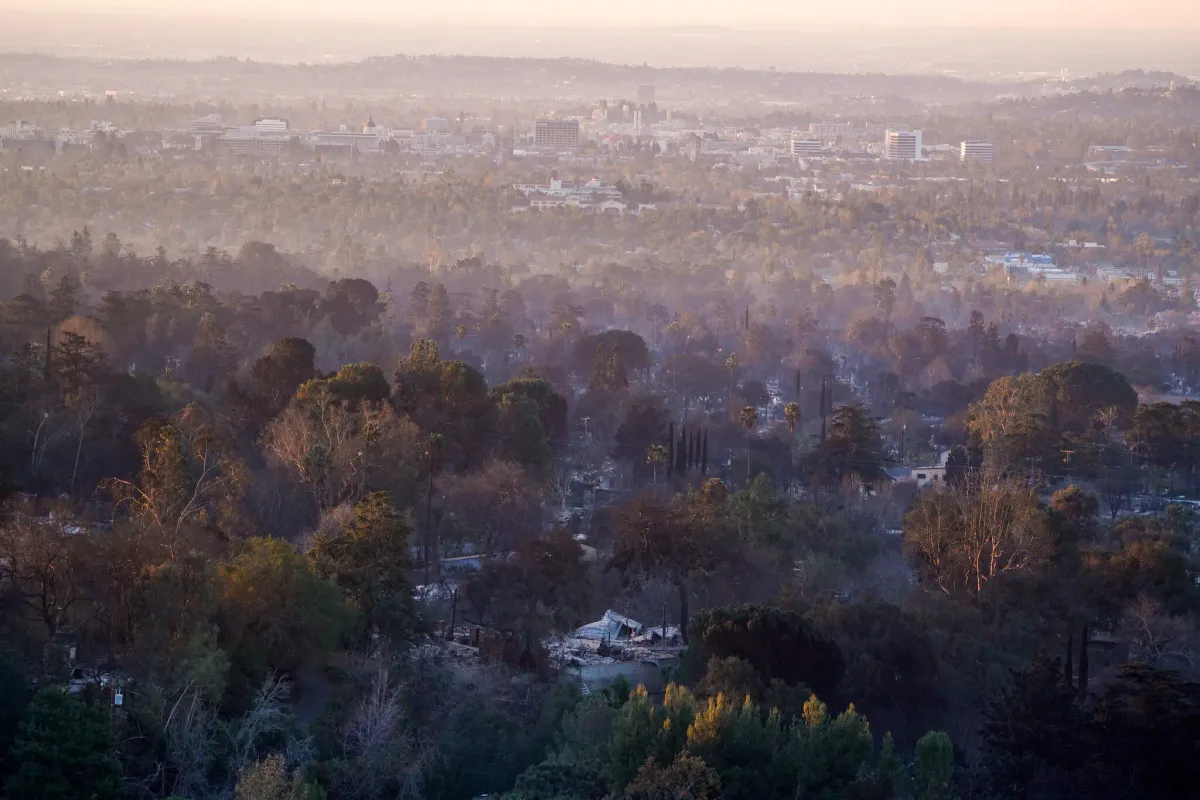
left=959, top=140, right=996, bottom=163
left=790, top=136, right=825, bottom=157
left=884, top=129, right=922, bottom=161
left=534, top=119, right=581, bottom=150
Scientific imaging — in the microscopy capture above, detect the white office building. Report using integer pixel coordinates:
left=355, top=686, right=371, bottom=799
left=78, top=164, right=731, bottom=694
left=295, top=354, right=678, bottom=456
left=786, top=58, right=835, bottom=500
left=218, top=118, right=295, bottom=155
left=884, top=129, right=922, bottom=162
left=960, top=140, right=996, bottom=163
left=534, top=119, right=581, bottom=150
left=790, top=136, right=826, bottom=157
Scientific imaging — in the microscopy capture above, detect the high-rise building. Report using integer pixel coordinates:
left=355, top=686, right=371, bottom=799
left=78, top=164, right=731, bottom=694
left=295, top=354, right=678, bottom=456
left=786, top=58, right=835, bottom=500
left=638, top=84, right=656, bottom=105
left=884, top=129, right=922, bottom=161
left=534, top=119, right=581, bottom=150
left=959, top=140, right=996, bottom=163
left=790, top=136, right=825, bottom=157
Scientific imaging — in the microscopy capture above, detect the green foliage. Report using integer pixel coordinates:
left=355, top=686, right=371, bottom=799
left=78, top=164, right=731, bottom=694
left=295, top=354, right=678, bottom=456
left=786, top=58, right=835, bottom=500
left=310, top=491, right=419, bottom=644
left=505, top=757, right=608, bottom=800
left=495, top=392, right=553, bottom=473
left=804, top=403, right=887, bottom=486
left=217, top=537, right=352, bottom=689
left=0, top=647, right=27, bottom=775
left=4, top=688, right=123, bottom=800
left=491, top=376, right=568, bottom=448
left=913, top=731, right=955, bottom=800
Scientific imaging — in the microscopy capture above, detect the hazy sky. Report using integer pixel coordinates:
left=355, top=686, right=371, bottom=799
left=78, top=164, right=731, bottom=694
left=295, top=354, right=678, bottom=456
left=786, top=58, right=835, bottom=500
left=10, top=0, right=1200, bottom=29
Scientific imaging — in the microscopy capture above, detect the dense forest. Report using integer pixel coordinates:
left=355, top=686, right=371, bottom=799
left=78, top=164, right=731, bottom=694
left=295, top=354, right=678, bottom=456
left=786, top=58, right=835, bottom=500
left=0, top=224, right=1198, bottom=800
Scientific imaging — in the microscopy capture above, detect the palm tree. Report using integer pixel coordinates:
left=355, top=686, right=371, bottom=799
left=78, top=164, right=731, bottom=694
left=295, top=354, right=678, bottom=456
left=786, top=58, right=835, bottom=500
left=738, top=405, right=758, bottom=487
left=423, top=433, right=444, bottom=585
left=784, top=401, right=801, bottom=487
left=512, top=333, right=526, bottom=363
left=647, top=444, right=669, bottom=499
left=455, top=324, right=467, bottom=354
left=724, top=352, right=739, bottom=417
left=784, top=401, right=801, bottom=437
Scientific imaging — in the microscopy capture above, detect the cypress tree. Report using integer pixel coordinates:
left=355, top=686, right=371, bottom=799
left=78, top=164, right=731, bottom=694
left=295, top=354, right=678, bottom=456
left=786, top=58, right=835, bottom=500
left=677, top=426, right=687, bottom=474
left=1065, top=631, right=1074, bottom=689
left=667, top=421, right=675, bottom=480
left=687, top=431, right=695, bottom=469
left=1078, top=625, right=1089, bottom=692
left=701, top=430, right=709, bottom=474
left=819, top=380, right=828, bottom=443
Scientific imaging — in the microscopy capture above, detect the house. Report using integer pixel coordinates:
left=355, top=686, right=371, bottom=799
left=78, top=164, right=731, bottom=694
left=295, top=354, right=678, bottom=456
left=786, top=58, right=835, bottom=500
left=573, top=610, right=644, bottom=641
left=912, top=465, right=948, bottom=488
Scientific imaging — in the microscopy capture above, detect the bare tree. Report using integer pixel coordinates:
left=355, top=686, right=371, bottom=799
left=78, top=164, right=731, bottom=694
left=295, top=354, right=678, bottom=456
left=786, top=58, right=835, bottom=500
left=0, top=501, right=93, bottom=639
left=1118, top=594, right=1197, bottom=673
left=108, top=407, right=247, bottom=560
left=903, top=477, right=1056, bottom=596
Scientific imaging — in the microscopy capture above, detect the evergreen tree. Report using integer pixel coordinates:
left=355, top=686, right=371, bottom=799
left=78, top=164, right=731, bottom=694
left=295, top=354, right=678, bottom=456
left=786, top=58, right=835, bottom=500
left=4, top=688, right=123, bottom=800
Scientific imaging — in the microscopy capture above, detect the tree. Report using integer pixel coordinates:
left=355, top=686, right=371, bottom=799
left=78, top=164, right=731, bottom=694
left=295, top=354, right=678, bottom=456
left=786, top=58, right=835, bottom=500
left=235, top=754, right=325, bottom=800
left=783, top=401, right=801, bottom=484
left=217, top=537, right=351, bottom=686
left=4, top=688, right=123, bottom=800
left=109, top=405, right=248, bottom=559
left=737, top=406, right=758, bottom=488
left=506, top=757, right=608, bottom=800
left=574, top=330, right=651, bottom=377
left=321, top=278, right=382, bottom=336
left=621, top=753, right=721, bottom=800
left=1039, top=361, right=1137, bottom=433
left=264, top=384, right=421, bottom=516
left=967, top=373, right=1054, bottom=470
left=783, top=402, right=801, bottom=437
left=724, top=353, right=739, bottom=417
left=980, top=656, right=1089, bottom=797
left=647, top=445, right=668, bottom=499
left=437, top=459, right=542, bottom=558
left=686, top=605, right=845, bottom=697
left=913, top=731, right=955, bottom=800
left=0, top=500, right=93, bottom=640
left=613, top=397, right=669, bottom=478
left=903, top=478, right=1056, bottom=597
left=610, top=496, right=727, bottom=644
left=491, top=377, right=568, bottom=450
left=310, top=492, right=419, bottom=645
left=249, top=337, right=317, bottom=414
left=804, top=404, right=886, bottom=487
left=392, top=340, right=496, bottom=470
left=464, top=528, right=591, bottom=661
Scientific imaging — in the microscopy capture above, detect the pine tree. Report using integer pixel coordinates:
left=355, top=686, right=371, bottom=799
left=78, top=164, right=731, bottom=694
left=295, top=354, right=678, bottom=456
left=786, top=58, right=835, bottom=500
left=4, top=689, right=123, bottom=800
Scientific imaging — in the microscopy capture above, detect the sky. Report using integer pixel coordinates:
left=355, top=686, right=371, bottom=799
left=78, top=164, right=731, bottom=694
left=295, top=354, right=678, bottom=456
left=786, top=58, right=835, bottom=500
left=9, top=0, right=1200, bottom=29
